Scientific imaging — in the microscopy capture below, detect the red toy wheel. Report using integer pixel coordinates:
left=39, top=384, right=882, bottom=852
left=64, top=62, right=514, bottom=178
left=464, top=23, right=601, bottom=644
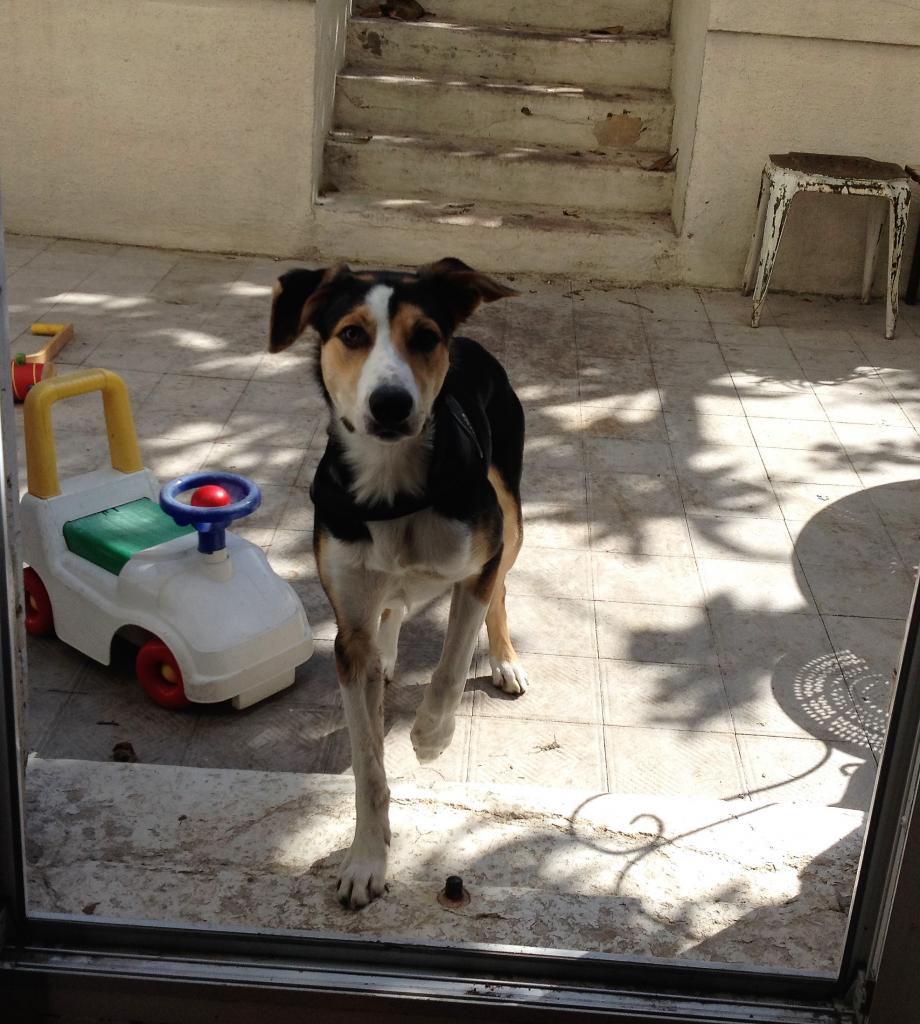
left=136, top=638, right=190, bottom=709
left=23, top=567, right=53, bottom=636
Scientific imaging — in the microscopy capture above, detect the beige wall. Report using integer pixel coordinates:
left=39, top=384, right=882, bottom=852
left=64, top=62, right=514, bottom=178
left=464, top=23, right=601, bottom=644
left=0, top=0, right=336, bottom=254
left=2, top=0, right=918, bottom=295
left=707, top=0, right=920, bottom=47
left=669, top=0, right=709, bottom=232
left=674, top=1, right=920, bottom=294
left=312, top=0, right=351, bottom=199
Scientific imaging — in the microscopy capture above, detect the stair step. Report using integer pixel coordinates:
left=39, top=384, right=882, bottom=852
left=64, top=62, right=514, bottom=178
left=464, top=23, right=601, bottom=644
left=346, top=17, right=673, bottom=91
left=324, top=131, right=674, bottom=214
left=335, top=70, right=674, bottom=153
left=29, top=758, right=862, bottom=971
left=420, top=0, right=671, bottom=34
left=310, top=191, right=679, bottom=282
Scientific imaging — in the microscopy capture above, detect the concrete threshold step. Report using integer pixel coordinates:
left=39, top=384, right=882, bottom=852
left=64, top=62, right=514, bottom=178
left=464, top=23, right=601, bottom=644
left=27, top=757, right=862, bottom=971
left=420, top=0, right=672, bottom=34
left=324, top=130, right=674, bottom=214
left=347, top=17, right=673, bottom=91
left=310, top=191, right=678, bottom=281
left=335, top=68, right=674, bottom=153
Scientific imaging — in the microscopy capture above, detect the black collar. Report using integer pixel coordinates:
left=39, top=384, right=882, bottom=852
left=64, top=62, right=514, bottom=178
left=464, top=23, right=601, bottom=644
left=310, top=392, right=489, bottom=525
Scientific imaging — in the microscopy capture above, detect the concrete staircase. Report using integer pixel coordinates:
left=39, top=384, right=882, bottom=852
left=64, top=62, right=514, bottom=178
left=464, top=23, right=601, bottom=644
left=310, top=1, right=680, bottom=281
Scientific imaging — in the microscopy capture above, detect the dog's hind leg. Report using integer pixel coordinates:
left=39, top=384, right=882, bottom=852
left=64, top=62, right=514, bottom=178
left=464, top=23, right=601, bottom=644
left=486, top=580, right=527, bottom=695
left=377, top=604, right=405, bottom=683
left=410, top=576, right=490, bottom=763
left=486, top=468, right=528, bottom=695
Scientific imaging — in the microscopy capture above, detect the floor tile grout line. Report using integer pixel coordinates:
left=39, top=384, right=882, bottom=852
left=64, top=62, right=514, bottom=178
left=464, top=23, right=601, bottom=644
left=692, top=288, right=758, bottom=797
left=571, top=289, right=613, bottom=789
left=31, top=675, right=82, bottom=753
left=8, top=244, right=149, bottom=365
left=652, top=296, right=724, bottom=584
left=807, top=323, right=917, bottom=444
left=760, top=320, right=889, bottom=762
left=568, top=276, right=612, bottom=786
left=3, top=236, right=53, bottom=276
left=845, top=330, right=920, bottom=445
left=821, top=406, right=909, bottom=500
left=461, top=706, right=475, bottom=785
left=21, top=243, right=180, bottom=303
left=713, top=314, right=816, bottom=549
left=753, top=321, right=913, bottom=758
left=733, top=359, right=877, bottom=757
left=569, top=275, right=599, bottom=604
left=31, top=251, right=290, bottom=388
left=813, top=606, right=883, bottom=770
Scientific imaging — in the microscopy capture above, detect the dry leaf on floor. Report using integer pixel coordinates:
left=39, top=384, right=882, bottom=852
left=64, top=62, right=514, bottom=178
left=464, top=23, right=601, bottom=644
left=384, top=0, right=428, bottom=20
left=641, top=151, right=679, bottom=172
left=112, top=741, right=138, bottom=763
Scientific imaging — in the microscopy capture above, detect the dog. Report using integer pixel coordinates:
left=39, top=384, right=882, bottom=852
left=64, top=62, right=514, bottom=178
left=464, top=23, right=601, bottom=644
left=269, top=257, right=528, bottom=909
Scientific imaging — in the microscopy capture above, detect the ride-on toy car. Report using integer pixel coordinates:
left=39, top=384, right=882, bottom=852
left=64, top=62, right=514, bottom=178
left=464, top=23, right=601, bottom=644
left=20, top=368, right=313, bottom=709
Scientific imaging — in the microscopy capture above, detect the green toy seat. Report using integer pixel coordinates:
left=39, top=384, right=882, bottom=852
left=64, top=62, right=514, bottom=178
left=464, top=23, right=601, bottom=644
left=64, top=498, right=194, bottom=575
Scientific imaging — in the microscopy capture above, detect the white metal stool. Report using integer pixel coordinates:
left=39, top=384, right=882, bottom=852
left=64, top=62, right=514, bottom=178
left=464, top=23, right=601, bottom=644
left=742, top=153, right=912, bottom=339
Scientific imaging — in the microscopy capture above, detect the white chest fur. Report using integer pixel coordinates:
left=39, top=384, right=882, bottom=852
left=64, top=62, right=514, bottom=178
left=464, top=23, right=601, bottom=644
left=365, top=511, right=476, bottom=579
left=325, top=510, right=481, bottom=615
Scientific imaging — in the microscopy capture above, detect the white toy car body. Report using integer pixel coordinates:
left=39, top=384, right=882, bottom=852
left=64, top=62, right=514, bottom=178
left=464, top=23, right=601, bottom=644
left=20, top=369, right=313, bottom=709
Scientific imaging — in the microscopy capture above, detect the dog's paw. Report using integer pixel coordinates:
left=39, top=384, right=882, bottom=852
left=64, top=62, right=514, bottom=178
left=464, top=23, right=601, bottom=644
left=381, top=651, right=397, bottom=684
left=337, top=843, right=388, bottom=910
left=410, top=708, right=455, bottom=763
left=490, top=656, right=528, bottom=695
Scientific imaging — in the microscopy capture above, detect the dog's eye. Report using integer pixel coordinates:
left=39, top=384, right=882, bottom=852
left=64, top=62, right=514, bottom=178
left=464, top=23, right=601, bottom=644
left=339, top=324, right=369, bottom=349
left=410, top=327, right=441, bottom=353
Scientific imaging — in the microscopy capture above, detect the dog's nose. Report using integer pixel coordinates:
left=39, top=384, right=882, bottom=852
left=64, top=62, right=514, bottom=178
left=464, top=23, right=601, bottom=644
left=369, top=385, right=413, bottom=428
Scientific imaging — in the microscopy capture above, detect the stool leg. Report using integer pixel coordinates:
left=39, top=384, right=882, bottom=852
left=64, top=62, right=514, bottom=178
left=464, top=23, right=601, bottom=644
left=751, top=173, right=796, bottom=328
left=862, top=198, right=887, bottom=304
left=885, top=186, right=912, bottom=340
left=906, top=211, right=920, bottom=306
left=742, top=169, right=769, bottom=295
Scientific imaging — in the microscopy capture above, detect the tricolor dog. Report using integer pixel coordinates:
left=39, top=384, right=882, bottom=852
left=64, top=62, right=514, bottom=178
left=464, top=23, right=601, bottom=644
left=269, top=258, right=528, bottom=908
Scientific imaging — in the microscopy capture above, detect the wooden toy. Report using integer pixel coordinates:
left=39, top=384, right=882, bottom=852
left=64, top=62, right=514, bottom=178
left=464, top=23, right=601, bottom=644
left=10, top=322, right=74, bottom=401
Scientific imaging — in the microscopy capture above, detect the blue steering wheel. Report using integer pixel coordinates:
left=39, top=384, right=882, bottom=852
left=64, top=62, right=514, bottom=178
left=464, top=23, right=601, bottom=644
left=160, top=472, right=262, bottom=554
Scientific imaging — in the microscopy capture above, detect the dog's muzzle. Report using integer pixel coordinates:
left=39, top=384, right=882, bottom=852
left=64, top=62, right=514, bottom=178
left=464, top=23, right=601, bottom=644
left=367, top=385, right=415, bottom=440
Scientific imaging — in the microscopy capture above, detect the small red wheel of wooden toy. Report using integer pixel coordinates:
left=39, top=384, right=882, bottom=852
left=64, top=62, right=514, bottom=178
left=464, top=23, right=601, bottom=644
left=136, top=638, right=190, bottom=709
left=23, top=567, right=54, bottom=636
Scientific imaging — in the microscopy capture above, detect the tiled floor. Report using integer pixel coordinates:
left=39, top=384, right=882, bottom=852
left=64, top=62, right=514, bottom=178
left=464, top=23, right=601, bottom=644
left=7, top=233, right=920, bottom=816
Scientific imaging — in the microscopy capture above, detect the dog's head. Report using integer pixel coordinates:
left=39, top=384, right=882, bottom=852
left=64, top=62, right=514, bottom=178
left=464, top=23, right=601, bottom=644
left=268, top=258, right=517, bottom=442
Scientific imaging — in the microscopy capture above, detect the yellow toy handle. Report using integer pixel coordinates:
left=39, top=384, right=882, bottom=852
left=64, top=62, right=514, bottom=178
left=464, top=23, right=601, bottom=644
left=23, top=368, right=144, bottom=499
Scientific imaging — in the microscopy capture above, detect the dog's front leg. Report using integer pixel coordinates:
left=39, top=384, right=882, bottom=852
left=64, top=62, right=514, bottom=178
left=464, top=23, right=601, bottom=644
left=411, top=576, right=491, bottom=763
left=377, top=603, right=406, bottom=683
left=334, top=592, right=391, bottom=909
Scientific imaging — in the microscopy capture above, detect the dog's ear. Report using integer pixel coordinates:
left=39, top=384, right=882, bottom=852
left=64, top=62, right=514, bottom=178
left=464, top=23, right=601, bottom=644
left=269, top=264, right=348, bottom=352
left=419, top=257, right=519, bottom=328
